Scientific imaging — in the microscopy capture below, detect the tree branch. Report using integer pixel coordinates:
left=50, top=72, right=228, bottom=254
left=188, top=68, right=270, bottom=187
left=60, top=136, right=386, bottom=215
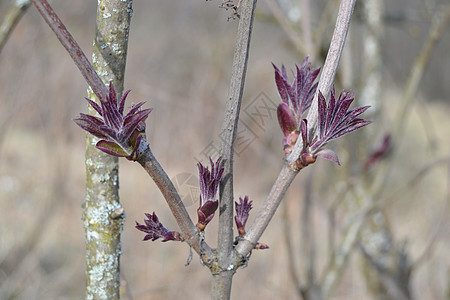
left=213, top=0, right=257, bottom=298
left=235, top=0, right=357, bottom=259
left=235, top=163, right=297, bottom=257
left=136, top=146, right=212, bottom=258
left=288, top=0, right=356, bottom=164
left=30, top=0, right=107, bottom=100
left=31, top=0, right=214, bottom=269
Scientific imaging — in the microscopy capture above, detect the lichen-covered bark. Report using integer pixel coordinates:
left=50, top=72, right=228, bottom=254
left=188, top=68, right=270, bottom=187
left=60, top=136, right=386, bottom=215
left=359, top=211, right=411, bottom=300
left=83, top=1, right=133, bottom=299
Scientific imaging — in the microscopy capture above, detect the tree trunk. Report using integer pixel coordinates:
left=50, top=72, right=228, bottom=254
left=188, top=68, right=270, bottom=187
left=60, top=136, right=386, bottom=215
left=83, top=1, right=133, bottom=299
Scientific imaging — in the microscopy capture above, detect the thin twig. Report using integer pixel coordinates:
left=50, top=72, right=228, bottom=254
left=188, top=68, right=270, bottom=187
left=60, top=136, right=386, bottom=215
left=343, top=9, right=450, bottom=298
left=264, top=0, right=307, bottom=57
left=235, top=163, right=297, bottom=257
left=412, top=159, right=450, bottom=268
left=318, top=153, right=449, bottom=298
left=137, top=146, right=212, bottom=257
left=214, top=0, right=258, bottom=297
left=358, top=245, right=411, bottom=300
left=0, top=0, right=31, bottom=54
left=30, top=0, right=212, bottom=265
left=393, top=5, right=450, bottom=140
left=349, top=10, right=450, bottom=292
left=288, top=0, right=356, bottom=165
left=302, top=168, right=316, bottom=286
left=235, top=0, right=357, bottom=259
left=320, top=194, right=373, bottom=298
left=300, top=0, right=314, bottom=55
left=326, top=182, right=351, bottom=258
left=282, top=202, right=302, bottom=295
left=30, top=0, right=107, bottom=100
left=359, top=0, right=383, bottom=111
left=312, top=0, right=338, bottom=60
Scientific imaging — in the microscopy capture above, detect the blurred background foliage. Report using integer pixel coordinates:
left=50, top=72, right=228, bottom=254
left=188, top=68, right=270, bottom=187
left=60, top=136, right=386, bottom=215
left=0, top=0, right=449, bottom=299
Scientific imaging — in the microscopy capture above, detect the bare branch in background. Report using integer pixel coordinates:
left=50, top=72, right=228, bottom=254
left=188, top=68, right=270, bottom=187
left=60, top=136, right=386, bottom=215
left=393, top=5, right=450, bottom=139
left=300, top=0, right=314, bottom=55
left=413, top=160, right=450, bottom=266
left=236, top=161, right=298, bottom=259
left=358, top=243, right=411, bottom=300
left=0, top=0, right=31, bottom=54
left=351, top=9, right=450, bottom=297
left=264, top=0, right=307, bottom=57
left=301, top=169, right=316, bottom=288
left=313, top=0, right=338, bottom=60
left=359, top=0, right=384, bottom=113
left=282, top=203, right=303, bottom=295
left=390, top=156, right=450, bottom=268
left=320, top=194, right=373, bottom=298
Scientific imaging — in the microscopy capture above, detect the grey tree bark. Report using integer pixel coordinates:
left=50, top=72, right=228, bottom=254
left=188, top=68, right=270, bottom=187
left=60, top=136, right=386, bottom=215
left=83, top=1, right=133, bottom=299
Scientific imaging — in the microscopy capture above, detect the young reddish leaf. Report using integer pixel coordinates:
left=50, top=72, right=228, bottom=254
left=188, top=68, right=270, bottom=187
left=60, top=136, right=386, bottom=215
left=277, top=103, right=296, bottom=137
left=74, top=82, right=152, bottom=160
left=136, top=212, right=183, bottom=242
left=196, top=157, right=224, bottom=231
left=311, top=87, right=372, bottom=153
left=273, top=57, right=320, bottom=152
left=235, top=196, right=253, bottom=237
left=315, top=148, right=340, bottom=166
left=96, top=140, right=129, bottom=157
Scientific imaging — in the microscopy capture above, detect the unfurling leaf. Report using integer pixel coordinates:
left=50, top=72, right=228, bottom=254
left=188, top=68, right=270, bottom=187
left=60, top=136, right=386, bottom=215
left=136, top=212, right=183, bottom=242
left=196, top=157, right=224, bottom=231
left=74, top=82, right=152, bottom=160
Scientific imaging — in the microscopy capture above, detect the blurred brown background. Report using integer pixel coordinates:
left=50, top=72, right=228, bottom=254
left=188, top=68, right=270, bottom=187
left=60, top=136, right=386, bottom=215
left=0, top=0, right=449, bottom=299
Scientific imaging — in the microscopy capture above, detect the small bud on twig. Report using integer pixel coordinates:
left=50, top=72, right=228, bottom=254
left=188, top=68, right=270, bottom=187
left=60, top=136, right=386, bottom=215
left=274, top=57, right=372, bottom=169
left=196, top=157, right=224, bottom=231
left=136, top=212, right=183, bottom=242
left=235, top=196, right=252, bottom=237
left=74, top=82, right=152, bottom=160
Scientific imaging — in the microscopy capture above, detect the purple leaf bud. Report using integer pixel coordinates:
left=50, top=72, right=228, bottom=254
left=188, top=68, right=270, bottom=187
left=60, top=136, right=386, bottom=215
left=273, top=57, right=371, bottom=168
left=255, top=243, right=269, bottom=250
left=235, top=196, right=253, bottom=237
left=277, top=103, right=296, bottom=137
left=135, top=212, right=183, bottom=242
left=364, top=134, right=392, bottom=170
left=74, top=82, right=152, bottom=160
left=273, top=57, right=320, bottom=154
left=306, top=87, right=371, bottom=167
left=196, top=157, right=224, bottom=231
left=311, top=88, right=372, bottom=153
